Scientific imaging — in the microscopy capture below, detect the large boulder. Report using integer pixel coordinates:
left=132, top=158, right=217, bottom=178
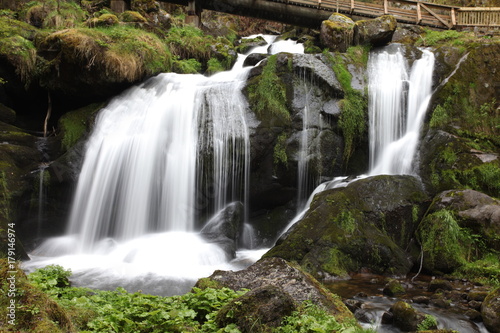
left=320, top=13, right=355, bottom=52
left=354, top=15, right=397, bottom=46
left=215, top=285, right=297, bottom=332
left=431, top=190, right=500, bottom=251
left=481, top=287, right=500, bottom=333
left=200, top=201, right=244, bottom=258
left=196, top=257, right=355, bottom=321
left=264, top=175, right=430, bottom=279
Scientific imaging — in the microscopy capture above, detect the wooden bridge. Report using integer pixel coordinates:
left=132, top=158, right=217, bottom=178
left=112, top=0, right=500, bottom=29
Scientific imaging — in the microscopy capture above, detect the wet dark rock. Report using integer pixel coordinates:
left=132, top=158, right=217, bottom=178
left=413, top=296, right=431, bottom=305
left=464, top=308, right=482, bottom=321
left=243, top=53, right=267, bottom=67
left=197, top=257, right=355, bottom=320
left=344, top=298, right=362, bottom=312
left=429, top=279, right=453, bottom=292
left=468, top=290, right=490, bottom=302
left=381, top=310, right=393, bottom=324
left=215, top=285, right=297, bottom=332
left=468, top=300, right=482, bottom=310
left=235, top=35, right=268, bottom=54
left=481, top=287, right=500, bottom=333
left=430, top=297, right=451, bottom=309
left=200, top=202, right=244, bottom=258
left=0, top=104, right=16, bottom=124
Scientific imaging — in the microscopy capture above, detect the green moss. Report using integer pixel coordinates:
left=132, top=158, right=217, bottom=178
left=59, top=103, right=103, bottom=152
left=334, top=210, right=356, bottom=234
left=273, top=132, right=288, bottom=169
left=320, top=248, right=350, bottom=277
left=172, top=58, right=202, bottom=74
left=120, top=11, right=147, bottom=23
left=457, top=253, right=500, bottom=287
left=417, top=209, right=484, bottom=273
left=417, top=314, right=438, bottom=331
left=205, top=57, right=224, bottom=75
left=21, top=0, right=86, bottom=29
left=247, top=55, right=291, bottom=126
left=193, top=277, right=224, bottom=290
left=323, top=50, right=367, bottom=164
left=416, top=29, right=477, bottom=48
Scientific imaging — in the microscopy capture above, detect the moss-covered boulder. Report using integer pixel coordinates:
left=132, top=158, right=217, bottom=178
left=215, top=285, right=297, bottom=332
left=320, top=13, right=355, bottom=52
left=354, top=15, right=397, bottom=46
left=264, top=175, right=429, bottom=278
left=383, top=278, right=406, bottom=296
left=389, top=301, right=437, bottom=331
left=481, top=287, right=500, bottom=333
left=197, top=257, right=355, bottom=322
left=36, top=26, right=172, bottom=100
left=235, top=35, right=268, bottom=54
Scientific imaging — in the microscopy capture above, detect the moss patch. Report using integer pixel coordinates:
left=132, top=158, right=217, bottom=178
left=58, top=103, right=103, bottom=152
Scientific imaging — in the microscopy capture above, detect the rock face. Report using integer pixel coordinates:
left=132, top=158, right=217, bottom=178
left=320, top=13, right=355, bottom=52
left=197, top=257, right=354, bottom=320
left=264, top=175, right=430, bottom=279
left=481, top=287, right=500, bottom=333
left=354, top=15, right=397, bottom=46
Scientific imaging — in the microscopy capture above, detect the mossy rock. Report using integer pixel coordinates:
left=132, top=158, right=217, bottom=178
left=0, top=104, right=16, bottom=124
left=383, top=278, right=406, bottom=296
left=481, top=287, right=500, bottom=333
left=235, top=35, right=267, bottom=54
left=199, top=257, right=355, bottom=322
left=58, top=103, right=103, bottom=153
left=354, top=15, right=397, bottom=46
left=120, top=10, right=147, bottom=23
left=87, top=13, right=119, bottom=27
left=265, top=175, right=429, bottom=278
left=390, top=301, right=437, bottom=332
left=320, top=13, right=355, bottom=52
left=0, top=260, right=73, bottom=332
left=215, top=285, right=297, bottom=332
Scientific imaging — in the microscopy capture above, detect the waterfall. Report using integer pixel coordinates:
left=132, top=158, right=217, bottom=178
left=368, top=46, right=435, bottom=176
left=25, top=35, right=304, bottom=296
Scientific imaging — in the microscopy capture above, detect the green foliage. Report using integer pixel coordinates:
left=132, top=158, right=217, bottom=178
left=418, top=210, right=466, bottom=270
left=21, top=0, right=87, bottom=29
left=28, top=264, right=71, bottom=296
left=417, top=314, right=438, bottom=331
left=457, top=253, right=500, bottom=287
left=247, top=55, right=291, bottom=125
left=172, top=58, right=202, bottom=74
left=429, top=104, right=449, bottom=129
left=417, top=29, right=470, bottom=47
left=206, top=57, right=225, bottom=75
left=276, top=302, right=369, bottom=333
left=0, top=171, right=11, bottom=221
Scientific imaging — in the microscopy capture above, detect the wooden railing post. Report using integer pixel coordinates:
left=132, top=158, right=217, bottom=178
left=451, top=8, right=456, bottom=27
left=384, top=0, right=388, bottom=14
left=417, top=2, right=422, bottom=24
left=351, top=0, right=355, bottom=13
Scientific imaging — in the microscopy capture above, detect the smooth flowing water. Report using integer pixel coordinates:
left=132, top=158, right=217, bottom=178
left=24, top=36, right=303, bottom=296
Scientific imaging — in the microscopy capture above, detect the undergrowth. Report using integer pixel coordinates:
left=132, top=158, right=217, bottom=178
left=0, top=264, right=378, bottom=333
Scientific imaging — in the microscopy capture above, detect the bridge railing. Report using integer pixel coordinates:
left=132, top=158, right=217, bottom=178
left=270, top=0, right=499, bottom=29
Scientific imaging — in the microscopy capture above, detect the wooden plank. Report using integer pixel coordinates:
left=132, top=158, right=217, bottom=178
left=421, top=3, right=452, bottom=28
left=451, top=8, right=456, bottom=26
left=384, top=0, right=388, bottom=14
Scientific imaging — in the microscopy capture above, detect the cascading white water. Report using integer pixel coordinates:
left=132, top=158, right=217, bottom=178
left=24, top=35, right=304, bottom=296
left=368, top=46, right=435, bottom=175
